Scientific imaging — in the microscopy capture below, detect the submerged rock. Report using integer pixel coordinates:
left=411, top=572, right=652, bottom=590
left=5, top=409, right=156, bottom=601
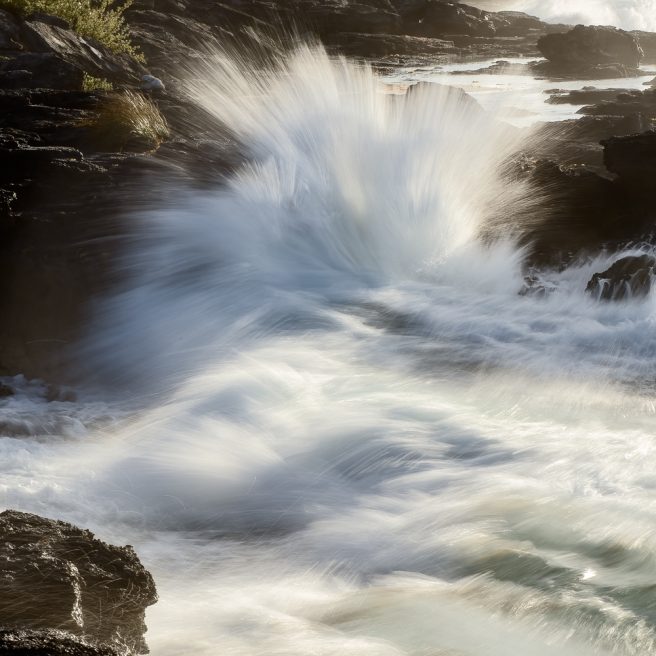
left=538, top=25, right=643, bottom=74
left=586, top=254, right=655, bottom=301
left=0, top=510, right=157, bottom=654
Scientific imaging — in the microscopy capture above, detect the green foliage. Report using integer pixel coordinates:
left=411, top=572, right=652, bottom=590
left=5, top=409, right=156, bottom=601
left=82, top=73, right=113, bottom=91
left=0, top=0, right=144, bottom=60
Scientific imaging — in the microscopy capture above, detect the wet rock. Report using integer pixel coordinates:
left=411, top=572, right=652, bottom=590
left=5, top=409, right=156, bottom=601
left=538, top=25, right=643, bottom=74
left=399, top=1, right=498, bottom=38
left=406, top=80, right=484, bottom=115
left=586, top=254, right=655, bottom=300
left=546, top=86, right=628, bottom=105
left=602, top=131, right=656, bottom=194
left=519, top=274, right=557, bottom=298
left=300, top=0, right=400, bottom=37
left=633, top=30, right=656, bottom=63
left=329, top=32, right=457, bottom=57
left=140, top=73, right=164, bottom=92
left=0, top=629, right=120, bottom=656
left=1, top=52, right=83, bottom=90
left=0, top=382, right=14, bottom=396
left=495, top=10, right=545, bottom=36
left=516, top=159, right=632, bottom=267
left=0, top=510, right=157, bottom=654
left=579, top=88, right=656, bottom=119
left=0, top=9, right=21, bottom=50
left=45, top=383, right=77, bottom=402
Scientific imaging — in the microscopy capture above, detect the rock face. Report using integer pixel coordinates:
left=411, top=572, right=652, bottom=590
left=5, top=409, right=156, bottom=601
left=0, top=14, right=146, bottom=91
left=0, top=629, right=120, bottom=655
left=586, top=255, right=655, bottom=301
left=538, top=25, right=643, bottom=75
left=0, top=510, right=157, bottom=654
left=602, top=131, right=656, bottom=194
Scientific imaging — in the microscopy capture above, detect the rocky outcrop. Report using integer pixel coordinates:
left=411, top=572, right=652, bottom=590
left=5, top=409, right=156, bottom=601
left=586, top=254, right=655, bottom=300
left=602, top=131, right=656, bottom=195
left=0, top=629, right=120, bottom=655
left=0, top=14, right=146, bottom=90
left=537, top=25, right=643, bottom=77
left=0, top=510, right=157, bottom=654
left=633, top=30, right=656, bottom=63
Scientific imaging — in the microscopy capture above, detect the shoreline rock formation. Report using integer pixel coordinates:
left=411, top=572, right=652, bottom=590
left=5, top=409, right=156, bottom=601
left=0, top=510, right=157, bottom=655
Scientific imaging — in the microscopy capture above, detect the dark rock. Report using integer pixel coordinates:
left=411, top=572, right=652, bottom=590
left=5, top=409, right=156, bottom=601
left=586, top=254, right=655, bottom=300
left=495, top=11, right=544, bottom=36
left=0, top=382, right=14, bottom=396
left=532, top=59, right=639, bottom=80
left=0, top=9, right=21, bottom=50
left=1, top=53, right=83, bottom=90
left=546, top=86, right=628, bottom=105
left=538, top=25, right=643, bottom=72
left=602, top=130, right=656, bottom=194
left=399, top=1, right=498, bottom=38
left=633, top=30, right=656, bottom=63
left=45, top=383, right=77, bottom=402
left=516, top=159, right=633, bottom=266
left=300, top=0, right=400, bottom=37
left=21, top=18, right=146, bottom=85
left=328, top=32, right=457, bottom=57
left=579, top=88, right=656, bottom=119
left=0, top=510, right=157, bottom=654
left=0, top=629, right=120, bottom=656
left=406, top=80, right=484, bottom=115
left=0, top=187, right=16, bottom=222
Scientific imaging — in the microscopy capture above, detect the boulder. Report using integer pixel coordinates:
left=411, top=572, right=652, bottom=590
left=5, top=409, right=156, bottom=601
left=0, top=510, right=157, bottom=655
left=538, top=25, right=643, bottom=73
left=586, top=254, right=655, bottom=300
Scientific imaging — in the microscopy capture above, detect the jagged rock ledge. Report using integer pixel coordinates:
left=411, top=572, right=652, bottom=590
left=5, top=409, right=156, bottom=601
left=0, top=510, right=157, bottom=655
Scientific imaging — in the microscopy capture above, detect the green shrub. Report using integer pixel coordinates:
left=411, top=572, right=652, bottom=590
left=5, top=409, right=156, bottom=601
left=82, top=73, right=113, bottom=91
left=0, top=0, right=144, bottom=60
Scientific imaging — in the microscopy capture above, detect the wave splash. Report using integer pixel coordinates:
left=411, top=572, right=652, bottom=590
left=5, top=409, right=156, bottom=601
left=87, top=45, right=533, bottom=384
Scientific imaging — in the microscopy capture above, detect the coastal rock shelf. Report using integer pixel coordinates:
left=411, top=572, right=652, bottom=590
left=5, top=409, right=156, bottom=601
left=0, top=510, right=157, bottom=655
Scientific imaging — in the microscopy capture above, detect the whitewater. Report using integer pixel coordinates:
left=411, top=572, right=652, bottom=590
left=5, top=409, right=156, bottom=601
left=2, top=46, right=656, bottom=655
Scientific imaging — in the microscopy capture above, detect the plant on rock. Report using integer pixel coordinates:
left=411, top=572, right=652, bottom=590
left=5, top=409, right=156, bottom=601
left=0, top=0, right=143, bottom=60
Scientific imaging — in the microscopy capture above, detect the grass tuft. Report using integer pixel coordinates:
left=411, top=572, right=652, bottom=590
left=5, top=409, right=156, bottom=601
left=0, top=0, right=144, bottom=61
left=88, top=90, right=169, bottom=151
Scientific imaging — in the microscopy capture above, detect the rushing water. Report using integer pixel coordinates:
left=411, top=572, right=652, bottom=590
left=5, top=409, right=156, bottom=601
left=2, top=47, right=656, bottom=655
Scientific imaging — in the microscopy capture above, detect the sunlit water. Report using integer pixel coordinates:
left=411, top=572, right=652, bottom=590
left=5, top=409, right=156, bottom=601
left=2, top=47, right=656, bottom=655
left=474, top=0, right=656, bottom=32
left=384, top=58, right=656, bottom=127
